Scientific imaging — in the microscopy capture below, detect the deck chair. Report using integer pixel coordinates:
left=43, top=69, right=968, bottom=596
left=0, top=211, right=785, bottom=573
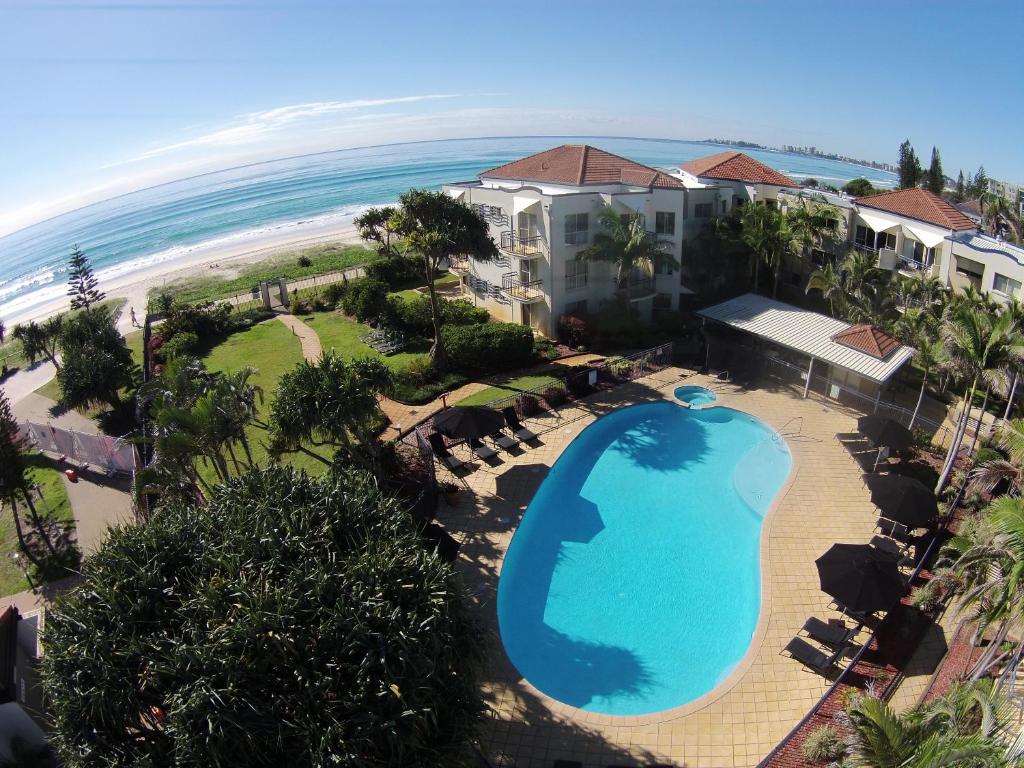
left=783, top=637, right=844, bottom=675
left=488, top=429, right=518, bottom=451
left=801, top=617, right=858, bottom=650
left=468, top=437, right=497, bottom=461
left=427, top=432, right=464, bottom=471
left=502, top=406, right=538, bottom=441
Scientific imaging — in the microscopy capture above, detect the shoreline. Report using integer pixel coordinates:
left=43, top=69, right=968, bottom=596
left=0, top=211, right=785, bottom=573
left=1, top=218, right=367, bottom=332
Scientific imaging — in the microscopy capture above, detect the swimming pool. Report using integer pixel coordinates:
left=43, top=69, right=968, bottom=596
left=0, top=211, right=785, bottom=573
left=497, top=401, right=792, bottom=715
left=674, top=384, right=717, bottom=408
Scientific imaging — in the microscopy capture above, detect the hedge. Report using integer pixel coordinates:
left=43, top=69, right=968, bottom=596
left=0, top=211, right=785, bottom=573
left=441, top=323, right=534, bottom=372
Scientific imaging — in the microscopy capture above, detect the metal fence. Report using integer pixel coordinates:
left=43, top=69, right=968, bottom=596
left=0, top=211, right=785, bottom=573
left=216, top=265, right=367, bottom=311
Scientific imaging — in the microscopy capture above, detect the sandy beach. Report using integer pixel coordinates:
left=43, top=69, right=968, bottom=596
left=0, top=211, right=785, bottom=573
left=2, top=217, right=367, bottom=334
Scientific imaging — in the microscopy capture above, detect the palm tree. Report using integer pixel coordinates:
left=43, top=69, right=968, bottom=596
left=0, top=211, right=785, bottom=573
left=739, top=203, right=790, bottom=297
left=840, top=247, right=886, bottom=304
left=805, top=261, right=847, bottom=317
left=980, top=191, right=1022, bottom=242
left=578, top=206, right=678, bottom=304
left=908, top=335, right=946, bottom=431
left=969, top=417, right=1024, bottom=494
left=935, top=305, right=1024, bottom=493
left=0, top=390, right=46, bottom=572
left=785, top=197, right=841, bottom=271
left=846, top=693, right=1007, bottom=767
left=213, top=368, right=263, bottom=470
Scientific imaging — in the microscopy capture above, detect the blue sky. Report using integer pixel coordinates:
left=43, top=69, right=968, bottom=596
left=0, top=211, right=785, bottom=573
left=1, top=0, right=1021, bottom=235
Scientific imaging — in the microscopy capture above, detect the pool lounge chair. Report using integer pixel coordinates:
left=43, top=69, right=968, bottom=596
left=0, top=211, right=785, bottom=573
left=502, top=407, right=538, bottom=441
left=489, top=429, right=518, bottom=451
left=801, top=617, right=859, bottom=650
left=468, top=437, right=497, bottom=461
left=427, top=432, right=464, bottom=471
left=783, top=637, right=845, bottom=675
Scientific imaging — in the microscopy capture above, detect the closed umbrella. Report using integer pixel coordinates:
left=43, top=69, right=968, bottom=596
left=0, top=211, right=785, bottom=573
left=857, top=415, right=914, bottom=450
left=863, top=474, right=938, bottom=528
left=432, top=406, right=505, bottom=440
left=815, top=543, right=905, bottom=614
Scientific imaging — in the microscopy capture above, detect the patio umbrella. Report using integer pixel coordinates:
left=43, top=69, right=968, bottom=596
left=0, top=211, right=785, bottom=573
left=857, top=415, right=914, bottom=450
left=815, top=543, right=905, bottom=614
left=863, top=474, right=938, bottom=528
left=432, top=406, right=505, bottom=440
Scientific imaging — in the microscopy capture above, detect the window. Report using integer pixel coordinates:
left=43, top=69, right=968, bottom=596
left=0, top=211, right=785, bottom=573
left=693, top=202, right=713, bottom=218
left=912, top=241, right=935, bottom=266
left=720, top=200, right=727, bottom=214
left=564, top=298, right=588, bottom=316
left=564, top=213, right=589, bottom=245
left=877, top=231, right=896, bottom=251
left=956, top=256, right=985, bottom=279
left=565, top=258, right=588, bottom=291
left=655, top=211, right=676, bottom=236
left=994, top=273, right=1021, bottom=297
left=653, top=293, right=672, bottom=316
left=764, top=200, right=776, bottom=210
left=855, top=225, right=875, bottom=247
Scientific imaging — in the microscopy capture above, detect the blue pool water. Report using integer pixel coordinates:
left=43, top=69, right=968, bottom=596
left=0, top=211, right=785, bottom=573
left=497, top=402, right=792, bottom=715
left=674, top=385, right=717, bottom=408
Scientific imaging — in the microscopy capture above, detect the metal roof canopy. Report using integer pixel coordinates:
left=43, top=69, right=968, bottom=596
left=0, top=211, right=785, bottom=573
left=696, top=293, right=914, bottom=384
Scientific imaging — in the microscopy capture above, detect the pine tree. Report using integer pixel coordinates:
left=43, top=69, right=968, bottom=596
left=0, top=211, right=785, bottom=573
left=66, top=245, right=105, bottom=311
left=955, top=170, right=966, bottom=202
left=897, top=139, right=922, bottom=189
left=970, top=165, right=990, bottom=198
left=925, top=147, right=944, bottom=194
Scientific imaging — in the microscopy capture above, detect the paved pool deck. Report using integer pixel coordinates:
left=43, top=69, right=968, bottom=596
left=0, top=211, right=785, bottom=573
left=436, top=367, right=920, bottom=768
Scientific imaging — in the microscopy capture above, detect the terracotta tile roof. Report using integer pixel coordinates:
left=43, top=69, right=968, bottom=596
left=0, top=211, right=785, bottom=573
left=680, top=151, right=799, bottom=187
left=480, top=144, right=684, bottom=189
left=831, top=324, right=901, bottom=360
left=855, top=188, right=976, bottom=231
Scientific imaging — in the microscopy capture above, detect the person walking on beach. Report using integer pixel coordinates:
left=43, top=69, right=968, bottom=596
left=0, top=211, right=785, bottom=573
left=130, top=307, right=140, bottom=328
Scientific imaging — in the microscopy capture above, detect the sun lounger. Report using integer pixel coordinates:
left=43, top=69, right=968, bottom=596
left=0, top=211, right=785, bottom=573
left=502, top=407, right=538, bottom=441
left=875, top=517, right=911, bottom=540
left=489, top=429, right=518, bottom=451
left=801, top=617, right=858, bottom=650
left=427, top=432, right=464, bottom=471
left=783, top=637, right=845, bottom=674
left=468, top=437, right=497, bottom=461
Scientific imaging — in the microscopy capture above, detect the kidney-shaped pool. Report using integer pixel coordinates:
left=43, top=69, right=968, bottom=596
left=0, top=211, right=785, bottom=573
left=497, top=401, right=792, bottom=716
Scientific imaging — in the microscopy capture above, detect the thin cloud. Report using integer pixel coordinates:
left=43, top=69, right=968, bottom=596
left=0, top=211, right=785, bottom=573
left=117, top=94, right=463, bottom=163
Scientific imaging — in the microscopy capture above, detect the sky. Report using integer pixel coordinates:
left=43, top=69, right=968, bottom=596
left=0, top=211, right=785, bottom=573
left=1, top=0, right=1022, bottom=237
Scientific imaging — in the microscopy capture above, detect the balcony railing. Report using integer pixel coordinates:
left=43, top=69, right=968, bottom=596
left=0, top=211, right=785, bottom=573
left=500, top=232, right=546, bottom=258
left=470, top=203, right=509, bottom=227
left=447, top=255, right=470, bottom=274
left=898, top=254, right=931, bottom=273
left=501, top=273, right=545, bottom=302
left=613, top=275, right=656, bottom=299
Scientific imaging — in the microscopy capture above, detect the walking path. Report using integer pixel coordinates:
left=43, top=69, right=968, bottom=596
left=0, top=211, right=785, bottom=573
left=274, top=312, right=323, bottom=361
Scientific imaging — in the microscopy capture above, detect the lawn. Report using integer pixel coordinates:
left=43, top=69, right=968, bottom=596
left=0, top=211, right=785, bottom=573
left=152, top=244, right=378, bottom=306
left=0, top=454, right=74, bottom=597
left=389, top=273, right=459, bottom=302
left=456, top=371, right=563, bottom=407
left=303, top=310, right=431, bottom=372
left=201, top=318, right=332, bottom=476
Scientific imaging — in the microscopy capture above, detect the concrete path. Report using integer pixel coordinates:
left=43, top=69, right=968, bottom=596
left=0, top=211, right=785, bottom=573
left=62, top=473, right=133, bottom=555
left=12, top=393, right=99, bottom=434
left=274, top=312, right=322, bottom=362
left=1, top=362, right=56, bottom=406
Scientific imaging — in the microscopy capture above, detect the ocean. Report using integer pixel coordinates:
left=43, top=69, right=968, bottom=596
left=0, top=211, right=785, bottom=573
left=0, top=136, right=896, bottom=321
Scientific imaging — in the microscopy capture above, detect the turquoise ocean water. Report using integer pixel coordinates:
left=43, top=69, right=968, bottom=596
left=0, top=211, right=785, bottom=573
left=0, top=136, right=896, bottom=320
left=497, top=402, right=792, bottom=715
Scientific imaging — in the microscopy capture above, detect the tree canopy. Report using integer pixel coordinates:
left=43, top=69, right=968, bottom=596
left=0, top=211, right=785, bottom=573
left=925, top=146, right=944, bottom=194
left=898, top=139, right=923, bottom=189
left=41, top=465, right=484, bottom=768
left=66, top=245, right=105, bottom=311
left=843, top=178, right=876, bottom=197
left=55, top=306, right=134, bottom=411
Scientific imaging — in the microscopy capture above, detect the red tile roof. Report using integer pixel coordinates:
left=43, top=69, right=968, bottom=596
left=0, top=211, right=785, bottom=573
left=680, top=151, right=799, bottom=187
left=481, top=145, right=684, bottom=189
left=831, top=324, right=901, bottom=360
left=855, top=188, right=976, bottom=231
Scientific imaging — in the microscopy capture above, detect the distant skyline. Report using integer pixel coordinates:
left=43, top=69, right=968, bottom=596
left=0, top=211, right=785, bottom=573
left=2, top=0, right=1022, bottom=237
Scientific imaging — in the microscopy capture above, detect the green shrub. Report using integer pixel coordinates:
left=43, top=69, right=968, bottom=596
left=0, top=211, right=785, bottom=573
left=161, top=300, right=233, bottom=342
left=543, top=386, right=567, bottom=407
left=297, top=255, right=313, bottom=267
left=910, top=581, right=942, bottom=613
left=290, top=299, right=312, bottom=316
left=606, top=357, right=634, bottom=378
left=391, top=369, right=467, bottom=405
left=160, top=331, right=198, bottom=361
left=323, top=281, right=349, bottom=306
left=975, top=445, right=1004, bottom=465
left=364, top=258, right=422, bottom=289
left=390, top=295, right=488, bottom=336
left=533, top=336, right=559, bottom=362
left=311, top=296, right=331, bottom=312
left=441, top=323, right=534, bottom=373
left=800, top=725, right=846, bottom=763
left=341, top=278, right=390, bottom=323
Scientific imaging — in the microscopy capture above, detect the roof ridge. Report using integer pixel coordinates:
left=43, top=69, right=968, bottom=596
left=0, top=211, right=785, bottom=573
left=577, top=145, right=588, bottom=186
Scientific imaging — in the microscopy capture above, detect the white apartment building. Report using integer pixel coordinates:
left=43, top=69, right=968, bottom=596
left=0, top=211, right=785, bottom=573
left=442, top=145, right=800, bottom=337
left=946, top=232, right=1024, bottom=302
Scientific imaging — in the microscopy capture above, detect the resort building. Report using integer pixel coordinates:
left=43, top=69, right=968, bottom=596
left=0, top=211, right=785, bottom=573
left=946, top=231, right=1024, bottom=300
left=669, top=150, right=801, bottom=211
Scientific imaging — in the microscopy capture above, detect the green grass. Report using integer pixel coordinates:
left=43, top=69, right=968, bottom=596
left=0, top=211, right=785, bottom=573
left=151, top=244, right=378, bottom=306
left=456, top=372, right=563, bottom=407
left=303, top=310, right=431, bottom=372
left=389, top=273, right=459, bottom=302
left=201, top=318, right=332, bottom=476
left=0, top=454, right=74, bottom=597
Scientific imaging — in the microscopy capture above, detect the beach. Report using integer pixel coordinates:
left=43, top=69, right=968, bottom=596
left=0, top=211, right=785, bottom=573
left=2, top=218, right=366, bottom=334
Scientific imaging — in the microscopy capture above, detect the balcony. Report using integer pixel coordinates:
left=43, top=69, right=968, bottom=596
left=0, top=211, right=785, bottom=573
left=613, top=275, right=656, bottom=300
left=500, top=232, right=546, bottom=259
left=447, top=254, right=470, bottom=275
left=501, top=273, right=545, bottom=303
left=470, top=203, right=509, bottom=227
left=897, top=254, right=931, bottom=274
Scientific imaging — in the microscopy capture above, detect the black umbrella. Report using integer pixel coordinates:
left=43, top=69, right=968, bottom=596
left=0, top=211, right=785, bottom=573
left=857, top=415, right=914, bottom=450
left=863, top=473, right=938, bottom=528
left=815, top=543, right=905, bottom=614
left=432, top=406, right=505, bottom=440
